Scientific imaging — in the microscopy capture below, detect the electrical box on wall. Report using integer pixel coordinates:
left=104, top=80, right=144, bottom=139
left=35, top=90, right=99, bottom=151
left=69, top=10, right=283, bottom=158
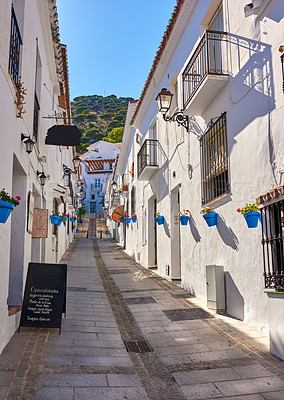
left=206, top=265, right=226, bottom=312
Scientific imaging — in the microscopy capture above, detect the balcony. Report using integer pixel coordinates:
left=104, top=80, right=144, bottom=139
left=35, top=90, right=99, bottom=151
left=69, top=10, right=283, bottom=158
left=182, top=30, right=229, bottom=116
left=137, top=139, right=158, bottom=181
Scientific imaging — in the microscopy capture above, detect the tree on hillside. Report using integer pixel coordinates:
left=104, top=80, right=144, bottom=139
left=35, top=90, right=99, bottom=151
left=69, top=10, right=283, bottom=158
left=103, top=127, right=124, bottom=143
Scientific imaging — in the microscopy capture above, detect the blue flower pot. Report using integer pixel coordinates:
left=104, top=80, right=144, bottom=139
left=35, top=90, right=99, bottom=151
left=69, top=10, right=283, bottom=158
left=155, top=216, right=164, bottom=225
left=70, top=218, right=76, bottom=222
left=203, top=212, right=217, bottom=227
left=76, top=228, right=79, bottom=233
left=132, top=217, right=137, bottom=223
left=50, top=215, right=59, bottom=225
left=105, top=231, right=110, bottom=235
left=179, top=215, right=189, bottom=225
left=78, top=222, right=81, bottom=225
left=243, top=212, right=260, bottom=228
left=125, top=217, right=131, bottom=224
left=57, top=218, right=63, bottom=226
left=0, top=200, right=14, bottom=223
left=120, top=218, right=125, bottom=223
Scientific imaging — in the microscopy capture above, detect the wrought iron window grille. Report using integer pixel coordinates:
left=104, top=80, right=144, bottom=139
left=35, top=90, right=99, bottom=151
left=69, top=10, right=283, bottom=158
left=9, top=7, right=22, bottom=84
left=200, top=112, right=229, bottom=205
left=261, top=200, right=284, bottom=290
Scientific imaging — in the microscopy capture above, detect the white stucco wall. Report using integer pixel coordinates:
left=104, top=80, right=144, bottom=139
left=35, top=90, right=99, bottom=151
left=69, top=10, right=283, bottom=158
left=116, top=0, right=284, bottom=336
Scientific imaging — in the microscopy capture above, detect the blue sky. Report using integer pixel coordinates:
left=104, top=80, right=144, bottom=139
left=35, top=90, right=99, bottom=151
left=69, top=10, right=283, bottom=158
left=56, top=0, right=177, bottom=101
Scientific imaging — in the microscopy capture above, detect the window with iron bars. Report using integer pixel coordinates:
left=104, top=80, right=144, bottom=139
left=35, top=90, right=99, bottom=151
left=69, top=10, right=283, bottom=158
left=261, top=200, right=284, bottom=290
left=131, top=186, right=136, bottom=216
left=200, top=113, right=229, bottom=205
left=9, top=7, right=22, bottom=84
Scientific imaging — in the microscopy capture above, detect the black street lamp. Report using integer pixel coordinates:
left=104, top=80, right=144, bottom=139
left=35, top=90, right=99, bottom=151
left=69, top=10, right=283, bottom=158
left=73, top=155, right=81, bottom=171
left=37, top=171, right=48, bottom=186
left=21, top=133, right=35, bottom=154
left=155, top=88, right=189, bottom=131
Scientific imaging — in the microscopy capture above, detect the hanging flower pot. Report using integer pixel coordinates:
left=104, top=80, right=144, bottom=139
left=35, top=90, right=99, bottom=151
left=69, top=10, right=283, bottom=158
left=78, top=221, right=81, bottom=225
left=237, top=203, right=260, bottom=228
left=243, top=212, right=260, bottom=228
left=105, top=230, right=110, bottom=235
left=57, top=218, right=63, bottom=226
left=132, top=217, right=137, bottom=223
left=50, top=215, right=59, bottom=225
left=0, top=200, right=15, bottom=223
left=120, top=218, right=125, bottom=223
left=125, top=216, right=131, bottom=224
left=203, top=212, right=217, bottom=227
left=70, top=217, right=76, bottom=222
left=155, top=215, right=164, bottom=225
left=76, top=228, right=79, bottom=233
left=179, top=215, right=190, bottom=225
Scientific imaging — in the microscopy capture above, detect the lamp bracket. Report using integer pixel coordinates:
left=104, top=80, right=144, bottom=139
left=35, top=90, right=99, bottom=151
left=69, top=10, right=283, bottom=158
left=163, top=111, right=189, bottom=131
left=63, top=164, right=76, bottom=176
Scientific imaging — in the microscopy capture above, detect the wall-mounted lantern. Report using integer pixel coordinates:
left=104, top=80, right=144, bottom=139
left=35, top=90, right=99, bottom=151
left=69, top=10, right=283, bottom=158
left=37, top=171, right=48, bottom=187
left=155, top=88, right=189, bottom=131
left=21, top=133, right=35, bottom=154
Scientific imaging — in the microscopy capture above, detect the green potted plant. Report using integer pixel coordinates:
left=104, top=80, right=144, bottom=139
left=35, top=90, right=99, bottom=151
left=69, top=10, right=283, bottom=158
left=179, top=209, right=190, bottom=225
left=201, top=207, right=217, bottom=227
left=131, top=213, right=137, bottom=223
left=237, top=203, right=260, bottom=228
left=0, top=189, right=21, bottom=223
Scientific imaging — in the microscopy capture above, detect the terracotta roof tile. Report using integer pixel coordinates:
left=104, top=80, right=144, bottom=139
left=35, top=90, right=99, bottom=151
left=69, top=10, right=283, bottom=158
left=86, top=159, right=115, bottom=171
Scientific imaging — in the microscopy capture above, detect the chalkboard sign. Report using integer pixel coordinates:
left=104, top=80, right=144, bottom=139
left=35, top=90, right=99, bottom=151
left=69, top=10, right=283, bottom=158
left=19, top=262, right=67, bottom=334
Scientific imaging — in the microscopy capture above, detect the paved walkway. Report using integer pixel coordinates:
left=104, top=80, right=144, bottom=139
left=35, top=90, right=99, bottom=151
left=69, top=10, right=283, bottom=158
left=0, top=238, right=284, bottom=399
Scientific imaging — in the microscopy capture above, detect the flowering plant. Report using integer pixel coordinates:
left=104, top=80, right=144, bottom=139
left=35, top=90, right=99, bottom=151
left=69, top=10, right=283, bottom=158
left=125, top=215, right=130, bottom=218
left=179, top=209, right=190, bottom=216
left=51, top=211, right=60, bottom=216
left=155, top=212, right=161, bottom=217
left=200, top=207, right=215, bottom=215
left=129, top=164, right=134, bottom=177
left=236, top=203, right=259, bottom=215
left=0, top=189, right=21, bottom=207
left=132, top=213, right=137, bottom=218
left=121, top=183, right=129, bottom=191
left=62, top=213, right=69, bottom=218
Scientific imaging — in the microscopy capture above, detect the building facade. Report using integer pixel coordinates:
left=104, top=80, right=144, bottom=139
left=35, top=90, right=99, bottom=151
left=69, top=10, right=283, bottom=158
left=109, top=0, right=284, bottom=359
left=0, top=0, right=79, bottom=353
left=80, top=141, right=121, bottom=215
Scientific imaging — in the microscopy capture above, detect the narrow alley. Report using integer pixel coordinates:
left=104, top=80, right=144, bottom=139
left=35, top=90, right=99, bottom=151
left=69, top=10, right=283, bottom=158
left=0, top=238, right=284, bottom=400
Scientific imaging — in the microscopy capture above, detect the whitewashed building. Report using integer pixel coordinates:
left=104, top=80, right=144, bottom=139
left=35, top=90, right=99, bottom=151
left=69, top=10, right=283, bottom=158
left=0, top=0, right=79, bottom=353
left=80, top=141, right=121, bottom=214
left=113, top=0, right=284, bottom=359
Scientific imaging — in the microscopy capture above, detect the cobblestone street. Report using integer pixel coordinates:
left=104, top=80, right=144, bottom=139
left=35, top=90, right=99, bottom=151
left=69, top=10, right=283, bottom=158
left=0, top=238, right=284, bottom=400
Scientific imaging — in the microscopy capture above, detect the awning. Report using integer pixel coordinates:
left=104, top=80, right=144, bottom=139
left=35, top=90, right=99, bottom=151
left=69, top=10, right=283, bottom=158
left=112, top=205, right=124, bottom=222
left=256, top=184, right=284, bottom=205
left=45, top=125, right=81, bottom=146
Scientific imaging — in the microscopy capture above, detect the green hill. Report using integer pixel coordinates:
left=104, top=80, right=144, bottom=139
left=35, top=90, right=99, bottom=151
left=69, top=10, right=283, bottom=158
left=71, top=94, right=134, bottom=154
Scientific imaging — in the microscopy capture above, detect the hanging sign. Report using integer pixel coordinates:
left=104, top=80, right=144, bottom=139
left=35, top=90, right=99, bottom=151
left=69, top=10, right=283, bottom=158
left=19, top=262, right=67, bottom=334
left=32, top=209, right=48, bottom=238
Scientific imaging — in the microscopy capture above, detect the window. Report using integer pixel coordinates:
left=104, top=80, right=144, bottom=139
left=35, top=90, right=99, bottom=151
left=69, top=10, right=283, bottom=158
left=33, top=45, right=42, bottom=143
left=9, top=6, right=22, bottom=84
left=200, top=113, right=228, bottom=205
left=91, top=195, right=95, bottom=200
left=131, top=186, right=136, bottom=216
left=261, top=200, right=284, bottom=290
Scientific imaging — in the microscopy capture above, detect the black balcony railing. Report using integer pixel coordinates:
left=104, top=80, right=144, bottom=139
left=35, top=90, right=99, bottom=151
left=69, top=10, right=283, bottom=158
left=33, top=93, right=40, bottom=142
left=261, top=200, right=284, bottom=290
left=137, top=139, right=158, bottom=178
left=9, top=7, right=22, bottom=84
left=182, top=30, right=229, bottom=109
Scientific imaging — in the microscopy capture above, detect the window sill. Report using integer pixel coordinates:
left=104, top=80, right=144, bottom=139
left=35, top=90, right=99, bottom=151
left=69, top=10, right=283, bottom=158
left=265, top=290, right=284, bottom=295
left=202, top=191, right=230, bottom=209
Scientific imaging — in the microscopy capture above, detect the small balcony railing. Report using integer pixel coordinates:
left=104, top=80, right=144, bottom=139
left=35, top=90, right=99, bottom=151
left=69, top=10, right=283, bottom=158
left=182, top=30, right=229, bottom=110
left=9, top=7, right=22, bottom=84
left=137, top=139, right=158, bottom=180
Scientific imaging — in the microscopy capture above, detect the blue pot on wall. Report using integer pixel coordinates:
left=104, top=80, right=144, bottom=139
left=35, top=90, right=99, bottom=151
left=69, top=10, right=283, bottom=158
left=179, top=215, right=189, bottom=225
left=105, top=230, right=110, bottom=235
left=120, top=218, right=125, bottom=223
left=155, top=216, right=164, bottom=225
left=76, top=228, right=79, bottom=233
left=0, top=200, right=14, bottom=223
left=203, top=212, right=217, bottom=227
left=57, top=218, right=63, bottom=226
left=50, top=215, right=59, bottom=225
left=70, top=218, right=76, bottom=222
left=132, top=217, right=137, bottom=223
left=243, top=212, right=260, bottom=228
left=125, top=217, right=131, bottom=224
